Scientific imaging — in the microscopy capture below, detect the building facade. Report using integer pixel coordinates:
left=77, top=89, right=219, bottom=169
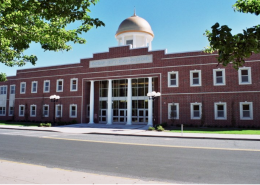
left=0, top=13, right=260, bottom=127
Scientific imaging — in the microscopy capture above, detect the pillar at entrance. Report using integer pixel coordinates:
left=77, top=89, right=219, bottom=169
left=107, top=79, right=112, bottom=125
left=126, top=78, right=132, bottom=125
left=148, top=77, right=153, bottom=126
left=89, top=80, right=94, bottom=124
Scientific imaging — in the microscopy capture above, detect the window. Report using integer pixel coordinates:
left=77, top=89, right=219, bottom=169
left=0, top=107, right=6, bottom=116
left=43, top=105, right=49, bottom=117
left=10, top=85, right=15, bottom=94
left=168, top=71, right=179, bottom=87
left=190, top=70, right=201, bottom=86
left=56, top=104, right=62, bottom=118
left=238, top=67, right=251, bottom=85
left=126, top=40, right=133, bottom=45
left=191, top=103, right=201, bottom=119
left=31, top=81, right=38, bottom=93
left=70, top=78, right=78, bottom=91
left=19, top=105, right=25, bottom=117
left=9, top=107, right=14, bottom=116
left=70, top=104, right=77, bottom=118
left=0, top=86, right=7, bottom=95
left=56, top=79, right=63, bottom=92
left=30, top=105, right=37, bottom=117
left=240, top=102, right=253, bottom=120
left=213, top=69, right=226, bottom=86
left=168, top=103, right=179, bottom=119
left=43, top=80, right=50, bottom=93
left=214, top=102, right=227, bottom=120
left=20, top=82, right=26, bottom=94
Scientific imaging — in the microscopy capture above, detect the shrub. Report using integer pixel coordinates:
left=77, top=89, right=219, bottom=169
left=71, top=119, right=77, bottom=124
left=39, top=123, right=52, bottom=127
left=156, top=125, right=164, bottom=131
left=148, top=126, right=155, bottom=131
left=160, top=122, right=168, bottom=128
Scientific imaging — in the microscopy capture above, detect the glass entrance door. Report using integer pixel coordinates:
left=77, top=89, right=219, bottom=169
left=119, top=109, right=127, bottom=123
left=138, top=109, right=148, bottom=123
left=99, top=109, right=107, bottom=123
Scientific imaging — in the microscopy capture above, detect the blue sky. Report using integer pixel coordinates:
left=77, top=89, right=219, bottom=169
left=2, top=0, right=260, bottom=76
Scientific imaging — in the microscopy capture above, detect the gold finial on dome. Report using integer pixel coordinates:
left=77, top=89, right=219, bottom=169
left=133, top=7, right=136, bottom=16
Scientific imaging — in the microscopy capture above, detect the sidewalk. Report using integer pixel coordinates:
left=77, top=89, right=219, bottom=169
left=0, top=124, right=260, bottom=141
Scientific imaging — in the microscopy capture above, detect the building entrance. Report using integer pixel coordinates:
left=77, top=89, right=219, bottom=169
left=138, top=109, right=148, bottom=123
left=99, top=109, right=107, bottom=123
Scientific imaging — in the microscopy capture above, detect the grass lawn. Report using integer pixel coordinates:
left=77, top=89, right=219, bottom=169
left=168, top=127, right=260, bottom=135
left=0, top=121, right=39, bottom=127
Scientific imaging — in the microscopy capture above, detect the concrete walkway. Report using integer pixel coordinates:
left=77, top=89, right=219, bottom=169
left=0, top=123, right=260, bottom=141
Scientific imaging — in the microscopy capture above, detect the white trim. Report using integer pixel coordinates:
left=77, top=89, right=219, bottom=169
left=190, top=70, right=201, bottom=87
left=20, top=82, right=26, bottom=94
left=70, top=104, right=77, bottom=118
left=19, top=105, right=25, bottom=117
left=0, top=85, right=7, bottom=95
left=56, top=79, right=64, bottom=92
left=30, top=105, right=37, bottom=117
left=214, top=102, right=227, bottom=120
left=10, top=85, right=15, bottom=95
left=0, top=106, right=6, bottom=116
left=18, top=66, right=83, bottom=74
left=43, top=80, right=50, bottom=93
left=70, top=78, right=78, bottom=91
left=213, top=69, right=226, bottom=86
left=168, top=71, right=179, bottom=87
left=162, top=53, right=218, bottom=60
left=163, top=90, right=260, bottom=95
left=42, top=105, right=49, bottom=117
left=238, top=67, right=252, bottom=85
left=190, top=103, right=202, bottom=119
left=240, top=102, right=253, bottom=120
left=31, top=81, right=38, bottom=93
left=55, top=104, right=63, bottom=118
left=16, top=96, right=82, bottom=100
left=168, top=103, right=179, bottom=119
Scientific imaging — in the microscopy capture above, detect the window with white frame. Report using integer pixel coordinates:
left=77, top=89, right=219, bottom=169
left=20, top=82, right=26, bottom=94
left=191, top=103, right=202, bottom=119
left=10, top=85, right=15, bottom=94
left=240, top=102, right=253, bottom=120
left=19, top=105, right=25, bottom=117
left=214, top=102, right=227, bottom=120
left=43, top=105, right=49, bottom=117
left=213, top=69, right=226, bottom=86
left=30, top=105, right=37, bottom=117
left=0, top=86, right=7, bottom=95
left=70, top=104, right=77, bottom=118
left=0, top=107, right=6, bottom=116
left=56, top=79, right=63, bottom=92
left=56, top=104, right=62, bottom=118
left=168, top=103, right=179, bottom=119
left=43, top=80, right=50, bottom=93
left=70, top=78, right=78, bottom=91
left=31, top=81, right=38, bottom=93
left=190, top=70, right=201, bottom=86
left=168, top=71, right=179, bottom=87
left=9, top=107, right=14, bottom=116
left=238, top=67, right=251, bottom=85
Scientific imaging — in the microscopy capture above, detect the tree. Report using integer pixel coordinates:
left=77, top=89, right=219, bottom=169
left=204, top=0, right=260, bottom=69
left=0, top=0, right=104, bottom=81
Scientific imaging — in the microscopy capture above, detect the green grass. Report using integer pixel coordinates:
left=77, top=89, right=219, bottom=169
left=168, top=127, right=260, bottom=135
left=0, top=121, right=39, bottom=127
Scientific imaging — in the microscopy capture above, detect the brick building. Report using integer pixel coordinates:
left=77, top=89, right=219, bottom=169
left=0, top=13, right=259, bottom=127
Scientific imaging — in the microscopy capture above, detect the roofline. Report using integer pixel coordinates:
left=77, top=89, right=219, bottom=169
left=115, top=30, right=154, bottom=37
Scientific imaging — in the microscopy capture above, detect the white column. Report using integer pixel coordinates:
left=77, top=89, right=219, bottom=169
left=107, top=79, right=112, bottom=125
left=89, top=80, right=94, bottom=124
left=126, top=78, right=132, bottom=125
left=122, top=36, right=125, bottom=46
left=149, top=40, right=152, bottom=50
left=145, top=37, right=148, bottom=48
left=133, top=34, right=136, bottom=48
left=148, top=77, right=153, bottom=126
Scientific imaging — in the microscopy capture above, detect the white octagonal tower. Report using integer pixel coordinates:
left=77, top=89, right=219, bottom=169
left=115, top=11, right=154, bottom=50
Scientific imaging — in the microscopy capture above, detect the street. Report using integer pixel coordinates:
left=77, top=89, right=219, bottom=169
left=0, top=129, right=259, bottom=184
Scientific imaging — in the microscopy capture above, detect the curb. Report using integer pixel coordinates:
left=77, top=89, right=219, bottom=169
left=1, top=127, right=260, bottom=141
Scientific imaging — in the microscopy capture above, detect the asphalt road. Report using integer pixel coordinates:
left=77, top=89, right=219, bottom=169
left=0, top=129, right=259, bottom=184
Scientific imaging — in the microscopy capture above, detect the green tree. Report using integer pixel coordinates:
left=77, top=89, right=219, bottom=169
left=204, top=0, right=260, bottom=69
left=0, top=0, right=104, bottom=81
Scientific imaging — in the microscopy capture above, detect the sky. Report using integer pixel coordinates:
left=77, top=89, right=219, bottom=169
left=2, top=0, right=260, bottom=76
